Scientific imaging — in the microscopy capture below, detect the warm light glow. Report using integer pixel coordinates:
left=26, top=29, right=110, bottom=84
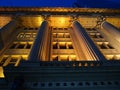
left=78, top=17, right=97, bottom=28
left=0, top=16, right=11, bottom=28
left=106, top=17, right=120, bottom=28
left=0, top=67, right=4, bottom=78
left=20, top=16, right=43, bottom=27
left=60, top=17, right=65, bottom=24
left=60, top=55, right=69, bottom=61
left=106, top=55, right=114, bottom=60
left=49, top=16, right=71, bottom=27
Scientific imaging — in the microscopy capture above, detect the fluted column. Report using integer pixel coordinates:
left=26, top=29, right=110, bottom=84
left=0, top=18, right=19, bottom=50
left=100, top=21, right=120, bottom=51
left=102, top=21, right=120, bottom=43
left=29, top=21, right=51, bottom=61
left=69, top=21, right=105, bottom=61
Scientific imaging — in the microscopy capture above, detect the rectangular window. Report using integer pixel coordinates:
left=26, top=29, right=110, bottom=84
left=52, top=56, right=59, bottom=61
left=57, top=33, right=64, bottom=38
left=17, top=44, right=25, bottom=49
left=10, top=57, right=18, bottom=64
left=59, top=42, right=66, bottom=49
left=53, top=42, right=58, bottom=49
left=53, top=33, right=57, bottom=38
left=60, top=55, right=69, bottom=61
left=26, top=43, right=32, bottom=49
left=9, top=43, right=17, bottom=49
left=65, top=33, right=70, bottom=38
left=97, top=42, right=114, bottom=49
left=0, top=56, right=8, bottom=65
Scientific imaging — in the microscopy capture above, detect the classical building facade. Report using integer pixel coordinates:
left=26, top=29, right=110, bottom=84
left=0, top=7, right=120, bottom=90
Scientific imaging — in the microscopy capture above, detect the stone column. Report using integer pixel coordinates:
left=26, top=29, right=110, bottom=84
left=29, top=21, right=51, bottom=61
left=0, top=17, right=19, bottom=51
left=100, top=21, right=120, bottom=51
left=102, top=21, right=120, bottom=43
left=69, top=21, right=105, bottom=61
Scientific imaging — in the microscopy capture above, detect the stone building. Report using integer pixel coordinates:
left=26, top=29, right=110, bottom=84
left=0, top=7, right=120, bottom=90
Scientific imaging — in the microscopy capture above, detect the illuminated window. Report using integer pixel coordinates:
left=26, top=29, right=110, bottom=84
left=25, top=33, right=31, bottom=38
left=0, top=56, right=8, bottom=66
left=26, top=43, right=32, bottom=49
left=59, top=42, right=66, bottom=49
left=33, top=33, right=37, bottom=38
left=68, top=43, right=73, bottom=49
left=9, top=42, right=17, bottom=49
left=53, top=42, right=58, bottom=49
left=99, top=43, right=107, bottom=49
left=97, top=42, right=114, bottom=49
left=17, top=44, right=25, bottom=49
left=70, top=55, right=76, bottom=61
left=9, top=57, right=18, bottom=65
left=9, top=42, right=32, bottom=49
left=107, top=44, right=114, bottom=49
left=65, top=33, right=70, bottom=38
left=53, top=33, right=57, bottom=38
left=106, top=55, right=114, bottom=60
left=17, top=33, right=37, bottom=39
left=52, top=55, right=59, bottom=61
left=57, top=33, right=64, bottom=38
left=89, top=33, right=103, bottom=39
left=106, top=55, right=120, bottom=60
left=60, top=55, right=69, bottom=61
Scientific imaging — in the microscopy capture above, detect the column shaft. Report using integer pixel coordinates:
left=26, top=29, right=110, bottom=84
left=70, top=21, right=105, bottom=61
left=29, top=21, right=51, bottom=61
left=100, top=21, right=120, bottom=51
left=102, top=21, right=120, bottom=43
left=0, top=18, right=19, bottom=51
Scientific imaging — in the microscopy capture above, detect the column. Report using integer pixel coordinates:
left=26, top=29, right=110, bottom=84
left=100, top=21, right=120, bottom=51
left=0, top=17, right=19, bottom=51
left=69, top=21, right=105, bottom=61
left=28, top=21, right=51, bottom=61
left=102, top=21, right=120, bottom=43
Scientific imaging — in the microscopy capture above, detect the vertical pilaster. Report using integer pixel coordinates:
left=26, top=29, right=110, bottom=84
left=29, top=21, right=51, bottom=61
left=69, top=21, right=105, bottom=61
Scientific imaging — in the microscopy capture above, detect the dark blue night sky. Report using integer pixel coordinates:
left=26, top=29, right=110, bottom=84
left=0, top=0, right=120, bottom=8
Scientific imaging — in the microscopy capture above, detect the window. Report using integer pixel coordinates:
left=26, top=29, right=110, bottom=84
left=9, top=42, right=32, bottom=49
left=52, top=56, right=59, bottom=61
left=17, top=44, right=25, bottom=49
left=57, top=33, right=64, bottom=38
left=59, top=42, right=66, bottom=49
left=26, top=43, right=32, bottom=49
left=90, top=33, right=103, bottom=39
left=97, top=42, right=114, bottom=49
left=0, top=56, right=8, bottom=65
left=53, top=33, right=57, bottom=38
left=17, top=33, right=37, bottom=39
left=65, top=33, right=70, bottom=38
left=9, top=43, right=17, bottom=49
left=68, top=43, right=73, bottom=49
left=25, top=33, right=31, bottom=38
left=60, top=55, right=69, bottom=61
left=53, top=42, right=58, bottom=49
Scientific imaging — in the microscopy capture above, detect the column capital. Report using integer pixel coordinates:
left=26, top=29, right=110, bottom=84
left=42, top=14, right=50, bottom=21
